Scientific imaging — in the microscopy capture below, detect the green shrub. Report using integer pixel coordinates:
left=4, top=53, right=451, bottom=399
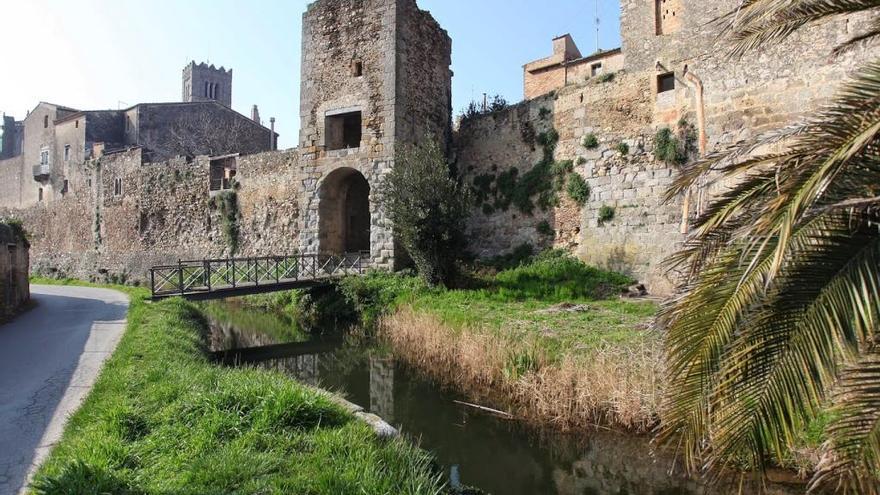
left=538, top=107, right=552, bottom=120
left=617, top=142, right=630, bottom=156
left=385, top=140, right=471, bottom=287
left=536, top=129, right=560, bottom=150
left=598, top=205, right=616, bottom=225
left=536, top=220, right=554, bottom=237
left=460, top=94, right=509, bottom=123
left=338, top=272, right=427, bottom=328
left=576, top=156, right=587, bottom=166
left=581, top=133, right=599, bottom=149
left=493, top=252, right=632, bottom=301
left=654, top=119, right=697, bottom=165
left=597, top=72, right=616, bottom=84
left=566, top=173, right=590, bottom=206
left=480, top=243, right=535, bottom=271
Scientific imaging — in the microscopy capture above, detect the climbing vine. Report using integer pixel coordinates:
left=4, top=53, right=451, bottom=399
left=210, top=190, right=241, bottom=254
left=470, top=127, right=576, bottom=215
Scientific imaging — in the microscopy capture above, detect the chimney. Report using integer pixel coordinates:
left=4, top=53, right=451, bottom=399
left=270, top=117, right=276, bottom=150
left=251, top=105, right=261, bottom=125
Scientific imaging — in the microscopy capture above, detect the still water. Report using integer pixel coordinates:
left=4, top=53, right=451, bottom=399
left=203, top=301, right=802, bottom=495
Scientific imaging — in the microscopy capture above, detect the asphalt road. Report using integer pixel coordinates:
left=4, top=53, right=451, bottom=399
left=0, top=285, right=128, bottom=495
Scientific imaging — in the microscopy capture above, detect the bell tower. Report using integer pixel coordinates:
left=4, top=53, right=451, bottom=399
left=182, top=61, right=233, bottom=107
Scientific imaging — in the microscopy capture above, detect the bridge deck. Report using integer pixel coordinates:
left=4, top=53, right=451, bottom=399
left=149, top=254, right=364, bottom=301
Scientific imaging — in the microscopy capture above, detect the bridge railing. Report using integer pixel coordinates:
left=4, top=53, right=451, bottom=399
left=149, top=253, right=365, bottom=299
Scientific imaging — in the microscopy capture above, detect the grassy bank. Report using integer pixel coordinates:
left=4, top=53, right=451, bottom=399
left=28, top=281, right=445, bottom=494
left=234, top=253, right=661, bottom=432
left=380, top=254, right=662, bottom=432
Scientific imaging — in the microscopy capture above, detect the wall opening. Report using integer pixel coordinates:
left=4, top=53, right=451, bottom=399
left=38, top=188, right=43, bottom=201
left=325, top=111, right=362, bottom=151
left=591, top=63, right=603, bottom=77
left=209, top=156, right=237, bottom=191
left=43, top=116, right=49, bottom=128
left=657, top=72, right=676, bottom=93
left=114, top=178, right=123, bottom=196
left=64, top=144, right=70, bottom=162
left=352, top=60, right=363, bottom=77
left=318, top=167, right=371, bottom=255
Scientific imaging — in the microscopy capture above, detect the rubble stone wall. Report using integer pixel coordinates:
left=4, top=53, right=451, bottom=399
left=0, top=224, right=29, bottom=320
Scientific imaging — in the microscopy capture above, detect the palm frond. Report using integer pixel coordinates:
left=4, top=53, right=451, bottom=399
left=812, top=343, right=880, bottom=495
left=715, top=0, right=880, bottom=58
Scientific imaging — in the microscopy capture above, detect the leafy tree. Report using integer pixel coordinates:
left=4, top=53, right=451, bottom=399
left=384, top=140, right=471, bottom=287
left=657, top=2, right=880, bottom=493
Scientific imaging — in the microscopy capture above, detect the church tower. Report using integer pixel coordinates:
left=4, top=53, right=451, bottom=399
left=182, top=61, right=232, bottom=107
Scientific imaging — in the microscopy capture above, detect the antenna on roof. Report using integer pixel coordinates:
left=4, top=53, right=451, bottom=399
left=595, top=0, right=601, bottom=53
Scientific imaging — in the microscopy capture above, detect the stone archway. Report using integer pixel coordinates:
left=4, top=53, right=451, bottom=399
left=318, top=167, right=371, bottom=255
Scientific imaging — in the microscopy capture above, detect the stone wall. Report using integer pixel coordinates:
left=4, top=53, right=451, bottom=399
left=395, top=0, right=453, bottom=149
left=457, top=72, right=684, bottom=293
left=0, top=223, right=29, bottom=321
left=458, top=5, right=874, bottom=294
left=2, top=149, right=305, bottom=284
left=0, top=155, right=24, bottom=208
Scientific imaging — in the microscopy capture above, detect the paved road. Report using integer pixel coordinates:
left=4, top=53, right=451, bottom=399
left=0, top=285, right=128, bottom=495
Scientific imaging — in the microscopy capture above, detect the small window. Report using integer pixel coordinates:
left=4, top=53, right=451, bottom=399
left=40, top=149, right=49, bottom=165
left=352, top=60, right=363, bottom=77
left=75, top=120, right=79, bottom=128
left=43, top=115, right=49, bottom=128
left=209, top=157, right=237, bottom=191
left=87, top=178, right=92, bottom=188
left=591, top=63, right=603, bottom=77
left=38, top=188, right=43, bottom=201
left=64, top=144, right=71, bottom=162
left=114, top=178, right=123, bottom=196
left=657, top=72, right=676, bottom=93
left=62, top=179, right=69, bottom=195
left=324, top=110, right=362, bottom=151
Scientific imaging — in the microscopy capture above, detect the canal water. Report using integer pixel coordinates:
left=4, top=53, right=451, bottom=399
left=202, top=300, right=801, bottom=495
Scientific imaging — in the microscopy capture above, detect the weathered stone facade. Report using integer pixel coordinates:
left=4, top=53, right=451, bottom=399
left=182, top=62, right=233, bottom=107
left=2, top=148, right=302, bottom=283
left=298, top=0, right=451, bottom=268
left=0, top=223, right=29, bottom=320
left=458, top=0, right=875, bottom=294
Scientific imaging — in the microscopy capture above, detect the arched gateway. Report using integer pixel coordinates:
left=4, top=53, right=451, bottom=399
left=318, top=167, right=371, bottom=255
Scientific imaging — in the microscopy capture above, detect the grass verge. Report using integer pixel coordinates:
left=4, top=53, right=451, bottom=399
left=27, top=279, right=444, bottom=495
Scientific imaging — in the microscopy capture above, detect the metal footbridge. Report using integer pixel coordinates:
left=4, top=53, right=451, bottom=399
left=148, top=254, right=365, bottom=301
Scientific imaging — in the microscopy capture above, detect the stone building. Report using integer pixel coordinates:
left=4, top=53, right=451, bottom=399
left=182, top=62, right=233, bottom=107
left=0, top=62, right=277, bottom=209
left=0, top=0, right=872, bottom=294
left=457, top=0, right=874, bottom=293
left=523, top=35, right=624, bottom=100
left=297, top=0, right=452, bottom=267
left=0, top=0, right=451, bottom=282
left=0, top=222, right=29, bottom=321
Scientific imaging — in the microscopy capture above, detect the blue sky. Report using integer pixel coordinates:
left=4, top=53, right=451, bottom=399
left=1, top=0, right=621, bottom=149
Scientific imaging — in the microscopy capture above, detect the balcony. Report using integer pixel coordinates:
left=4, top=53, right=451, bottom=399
left=33, top=164, right=50, bottom=181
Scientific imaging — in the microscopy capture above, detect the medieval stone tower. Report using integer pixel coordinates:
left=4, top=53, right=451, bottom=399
left=297, top=0, right=452, bottom=268
left=182, top=61, right=233, bottom=107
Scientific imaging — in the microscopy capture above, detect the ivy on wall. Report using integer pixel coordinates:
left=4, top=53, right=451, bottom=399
left=210, top=190, right=241, bottom=254
left=470, top=127, right=577, bottom=216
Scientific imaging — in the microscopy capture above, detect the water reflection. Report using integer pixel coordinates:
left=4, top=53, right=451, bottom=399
left=204, top=302, right=802, bottom=495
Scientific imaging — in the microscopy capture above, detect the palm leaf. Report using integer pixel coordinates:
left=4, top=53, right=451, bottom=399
left=812, top=343, right=880, bottom=495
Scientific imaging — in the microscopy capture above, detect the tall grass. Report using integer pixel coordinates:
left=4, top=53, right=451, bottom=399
left=368, top=253, right=661, bottom=431
left=381, top=307, right=662, bottom=432
left=29, top=288, right=445, bottom=494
